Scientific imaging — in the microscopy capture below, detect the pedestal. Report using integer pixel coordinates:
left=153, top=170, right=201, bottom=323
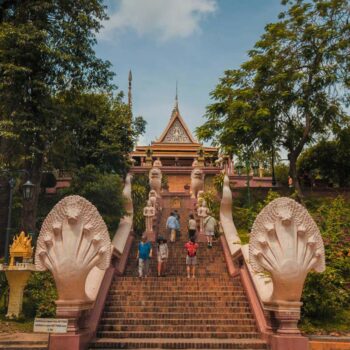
left=145, top=230, right=156, bottom=242
left=270, top=334, right=308, bottom=350
left=49, top=300, right=94, bottom=350
left=5, top=270, right=32, bottom=318
left=265, top=301, right=308, bottom=350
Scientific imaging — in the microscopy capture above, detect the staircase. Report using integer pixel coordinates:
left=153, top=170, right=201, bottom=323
left=89, top=198, right=268, bottom=349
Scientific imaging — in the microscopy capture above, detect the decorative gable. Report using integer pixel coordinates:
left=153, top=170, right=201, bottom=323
left=157, top=105, right=198, bottom=144
left=163, top=119, right=191, bottom=143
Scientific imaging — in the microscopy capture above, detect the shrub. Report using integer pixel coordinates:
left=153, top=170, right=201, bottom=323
left=132, top=174, right=150, bottom=236
left=302, top=196, right=350, bottom=320
left=23, top=272, right=57, bottom=318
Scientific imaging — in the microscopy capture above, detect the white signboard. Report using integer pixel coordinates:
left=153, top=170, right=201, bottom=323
left=34, top=318, right=68, bottom=333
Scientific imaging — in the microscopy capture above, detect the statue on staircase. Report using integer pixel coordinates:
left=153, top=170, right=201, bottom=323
left=143, top=200, right=156, bottom=233
left=197, top=200, right=209, bottom=233
left=190, top=167, right=204, bottom=199
left=148, top=190, right=158, bottom=210
left=149, top=167, right=162, bottom=197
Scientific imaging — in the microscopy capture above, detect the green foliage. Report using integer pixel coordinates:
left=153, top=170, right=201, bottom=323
left=51, top=92, right=145, bottom=176
left=0, top=272, right=8, bottom=314
left=197, top=0, right=350, bottom=197
left=202, top=190, right=220, bottom=220
left=23, top=272, right=57, bottom=318
left=132, top=174, right=150, bottom=236
left=275, top=163, right=289, bottom=186
left=63, top=165, right=125, bottom=234
left=298, top=131, right=350, bottom=187
left=302, top=196, right=350, bottom=320
left=213, top=173, right=225, bottom=194
left=0, top=0, right=120, bottom=232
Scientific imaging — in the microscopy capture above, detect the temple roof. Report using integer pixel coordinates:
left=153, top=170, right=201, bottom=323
left=155, top=104, right=199, bottom=145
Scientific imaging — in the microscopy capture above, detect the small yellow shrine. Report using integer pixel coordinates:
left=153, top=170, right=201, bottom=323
left=9, top=231, right=33, bottom=267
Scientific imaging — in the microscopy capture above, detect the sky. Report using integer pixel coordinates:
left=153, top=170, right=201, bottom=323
left=95, top=0, right=284, bottom=146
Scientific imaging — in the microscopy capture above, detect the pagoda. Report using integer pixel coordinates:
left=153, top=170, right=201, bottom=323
left=130, top=99, right=223, bottom=192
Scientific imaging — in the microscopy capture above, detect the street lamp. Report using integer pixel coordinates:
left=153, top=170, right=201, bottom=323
left=1, top=170, right=35, bottom=264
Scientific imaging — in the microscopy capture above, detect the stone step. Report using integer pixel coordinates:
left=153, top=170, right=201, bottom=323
left=102, top=312, right=254, bottom=319
left=99, top=318, right=256, bottom=325
left=104, top=300, right=250, bottom=308
left=97, top=325, right=257, bottom=333
left=96, top=331, right=260, bottom=339
left=106, top=296, right=247, bottom=302
left=89, top=338, right=268, bottom=349
left=103, top=306, right=252, bottom=313
left=107, top=291, right=246, bottom=297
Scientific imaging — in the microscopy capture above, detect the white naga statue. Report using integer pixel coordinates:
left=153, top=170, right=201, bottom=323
left=197, top=200, right=210, bottom=233
left=149, top=167, right=162, bottom=197
left=249, top=196, right=325, bottom=336
left=220, top=174, right=241, bottom=254
left=35, top=195, right=111, bottom=303
left=143, top=200, right=156, bottom=233
left=190, top=167, right=204, bottom=199
left=249, top=197, right=325, bottom=303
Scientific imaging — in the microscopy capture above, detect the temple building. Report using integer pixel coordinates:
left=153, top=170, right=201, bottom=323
left=130, top=100, right=224, bottom=192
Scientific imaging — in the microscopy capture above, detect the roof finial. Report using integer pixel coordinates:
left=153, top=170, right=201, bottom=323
left=128, top=70, right=132, bottom=115
left=175, top=80, right=178, bottom=109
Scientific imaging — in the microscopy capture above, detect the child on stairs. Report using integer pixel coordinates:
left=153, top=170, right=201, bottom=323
left=185, top=237, right=199, bottom=279
left=157, top=236, right=168, bottom=277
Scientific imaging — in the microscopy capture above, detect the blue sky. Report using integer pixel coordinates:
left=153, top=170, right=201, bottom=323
left=95, top=0, right=284, bottom=145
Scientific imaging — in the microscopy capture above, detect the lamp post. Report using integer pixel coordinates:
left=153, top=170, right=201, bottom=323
left=1, top=170, right=35, bottom=264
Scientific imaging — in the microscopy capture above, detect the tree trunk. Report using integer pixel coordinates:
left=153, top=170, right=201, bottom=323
left=20, top=156, right=43, bottom=236
left=0, top=178, right=9, bottom=258
left=289, top=153, right=304, bottom=203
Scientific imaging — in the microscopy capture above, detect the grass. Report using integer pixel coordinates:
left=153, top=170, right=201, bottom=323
left=0, top=314, right=34, bottom=333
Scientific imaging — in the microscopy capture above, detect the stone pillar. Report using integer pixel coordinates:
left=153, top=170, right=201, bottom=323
left=5, top=270, right=32, bottom=318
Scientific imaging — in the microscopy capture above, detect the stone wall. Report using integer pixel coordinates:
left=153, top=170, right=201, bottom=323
left=168, top=175, right=190, bottom=192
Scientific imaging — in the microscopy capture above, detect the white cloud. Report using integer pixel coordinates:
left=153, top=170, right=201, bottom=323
left=100, top=0, right=217, bottom=42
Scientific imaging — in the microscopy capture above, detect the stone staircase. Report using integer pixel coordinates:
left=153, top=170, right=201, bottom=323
left=89, top=199, right=268, bottom=349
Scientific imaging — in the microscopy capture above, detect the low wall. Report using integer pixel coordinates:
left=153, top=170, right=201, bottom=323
left=309, top=340, right=350, bottom=350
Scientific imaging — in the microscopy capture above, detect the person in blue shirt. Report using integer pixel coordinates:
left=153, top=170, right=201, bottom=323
left=166, top=212, right=178, bottom=243
left=136, top=235, right=152, bottom=278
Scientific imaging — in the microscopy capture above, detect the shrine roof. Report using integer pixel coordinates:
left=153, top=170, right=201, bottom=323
left=156, top=104, right=199, bottom=144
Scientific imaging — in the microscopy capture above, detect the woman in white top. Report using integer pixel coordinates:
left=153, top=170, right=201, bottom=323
left=157, top=236, right=169, bottom=277
left=188, top=214, right=197, bottom=239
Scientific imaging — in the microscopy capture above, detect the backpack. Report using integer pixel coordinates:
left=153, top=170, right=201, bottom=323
left=186, top=242, right=197, bottom=257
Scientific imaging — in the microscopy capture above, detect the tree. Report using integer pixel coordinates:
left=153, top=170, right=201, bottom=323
left=298, top=129, right=350, bottom=187
left=50, top=92, right=145, bottom=176
left=197, top=0, right=350, bottom=198
left=0, top=1, right=114, bottom=233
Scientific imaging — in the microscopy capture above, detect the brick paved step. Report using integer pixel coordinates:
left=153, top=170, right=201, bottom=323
left=102, top=311, right=255, bottom=320
left=104, top=300, right=249, bottom=307
left=107, top=291, right=246, bottom=298
left=99, top=318, right=256, bottom=326
left=103, top=306, right=253, bottom=313
left=98, top=324, right=257, bottom=333
left=91, top=202, right=267, bottom=350
left=96, top=331, right=260, bottom=339
left=108, top=293, right=247, bottom=304
left=89, top=338, right=268, bottom=349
